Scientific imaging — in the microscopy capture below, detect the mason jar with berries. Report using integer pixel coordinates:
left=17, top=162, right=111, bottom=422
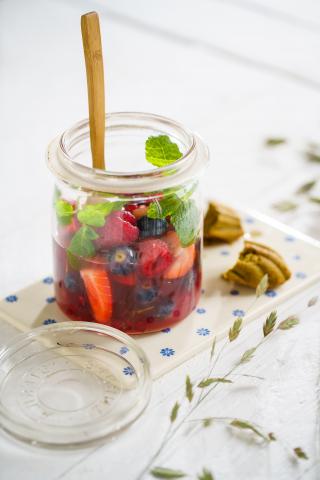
left=47, top=112, right=209, bottom=334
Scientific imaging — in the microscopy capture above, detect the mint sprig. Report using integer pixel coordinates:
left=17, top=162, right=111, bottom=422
left=144, top=136, right=199, bottom=246
left=171, top=199, right=200, bottom=247
left=145, top=135, right=182, bottom=167
left=77, top=201, right=123, bottom=227
left=147, top=193, right=200, bottom=246
left=68, top=225, right=98, bottom=258
left=55, top=199, right=74, bottom=226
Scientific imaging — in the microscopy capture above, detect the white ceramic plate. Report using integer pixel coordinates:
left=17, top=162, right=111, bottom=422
left=1, top=210, right=320, bottom=379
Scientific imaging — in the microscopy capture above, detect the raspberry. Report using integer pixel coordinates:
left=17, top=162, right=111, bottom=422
left=120, top=210, right=137, bottom=225
left=138, top=239, right=173, bottom=277
left=95, top=211, right=139, bottom=249
left=124, top=203, right=139, bottom=214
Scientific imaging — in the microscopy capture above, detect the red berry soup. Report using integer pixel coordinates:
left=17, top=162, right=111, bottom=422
left=53, top=199, right=202, bottom=334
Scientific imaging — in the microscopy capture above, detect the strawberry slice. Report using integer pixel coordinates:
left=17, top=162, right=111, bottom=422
left=163, top=243, right=195, bottom=280
left=80, top=269, right=113, bottom=324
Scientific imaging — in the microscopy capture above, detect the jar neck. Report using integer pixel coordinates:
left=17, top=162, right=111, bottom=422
left=47, top=112, right=209, bottom=194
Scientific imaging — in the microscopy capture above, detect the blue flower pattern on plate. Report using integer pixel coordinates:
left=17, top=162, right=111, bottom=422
left=233, top=309, right=245, bottom=317
left=160, top=348, right=175, bottom=357
left=46, top=297, right=56, bottom=304
left=123, top=366, right=135, bottom=376
left=43, top=319, right=57, bottom=325
left=285, top=235, right=295, bottom=242
left=230, top=289, right=239, bottom=296
left=82, top=343, right=96, bottom=350
left=196, top=308, right=206, bottom=314
left=5, top=295, right=18, bottom=303
left=265, top=289, right=277, bottom=298
left=295, top=272, right=306, bottom=279
left=43, top=276, right=53, bottom=284
left=3, top=216, right=313, bottom=378
left=197, top=328, right=210, bottom=336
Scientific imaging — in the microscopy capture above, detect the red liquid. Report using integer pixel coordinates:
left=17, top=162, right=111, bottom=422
left=53, top=215, right=202, bottom=334
left=53, top=205, right=201, bottom=334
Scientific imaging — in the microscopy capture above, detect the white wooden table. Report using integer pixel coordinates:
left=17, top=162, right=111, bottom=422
left=1, top=0, right=320, bottom=478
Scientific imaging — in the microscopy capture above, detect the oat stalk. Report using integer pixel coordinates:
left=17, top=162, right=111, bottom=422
left=136, top=286, right=311, bottom=479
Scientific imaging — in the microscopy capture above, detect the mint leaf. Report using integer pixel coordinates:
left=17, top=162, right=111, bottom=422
left=145, top=135, right=182, bottom=167
left=77, top=201, right=123, bottom=227
left=171, top=199, right=200, bottom=247
left=55, top=199, right=74, bottom=226
left=68, top=226, right=98, bottom=258
left=147, top=194, right=182, bottom=219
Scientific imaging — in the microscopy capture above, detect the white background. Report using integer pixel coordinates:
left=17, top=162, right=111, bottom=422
left=1, top=0, right=320, bottom=479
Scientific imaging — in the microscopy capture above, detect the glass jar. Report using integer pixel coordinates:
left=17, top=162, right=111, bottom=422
left=47, top=112, right=209, bottom=334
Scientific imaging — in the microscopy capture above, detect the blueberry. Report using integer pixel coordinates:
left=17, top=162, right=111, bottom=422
left=64, top=273, right=79, bottom=292
left=136, top=286, right=157, bottom=304
left=137, top=216, right=168, bottom=238
left=107, top=246, right=137, bottom=275
left=156, top=298, right=174, bottom=317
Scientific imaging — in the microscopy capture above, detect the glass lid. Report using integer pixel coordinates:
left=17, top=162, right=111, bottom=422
left=0, top=321, right=151, bottom=449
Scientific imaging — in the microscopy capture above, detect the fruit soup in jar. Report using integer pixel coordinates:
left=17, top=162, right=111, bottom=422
left=47, top=113, right=209, bottom=334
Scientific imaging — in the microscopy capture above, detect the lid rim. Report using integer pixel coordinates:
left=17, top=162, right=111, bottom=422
left=0, top=321, right=152, bottom=449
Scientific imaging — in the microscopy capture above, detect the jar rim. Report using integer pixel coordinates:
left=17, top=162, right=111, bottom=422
left=47, top=112, right=209, bottom=194
left=60, top=112, right=196, bottom=178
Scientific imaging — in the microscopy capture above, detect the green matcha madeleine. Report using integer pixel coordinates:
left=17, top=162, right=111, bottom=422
left=223, top=240, right=291, bottom=289
left=204, top=202, right=244, bottom=244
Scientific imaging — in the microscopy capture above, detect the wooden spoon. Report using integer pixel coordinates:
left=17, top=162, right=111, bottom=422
left=81, top=12, right=105, bottom=170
